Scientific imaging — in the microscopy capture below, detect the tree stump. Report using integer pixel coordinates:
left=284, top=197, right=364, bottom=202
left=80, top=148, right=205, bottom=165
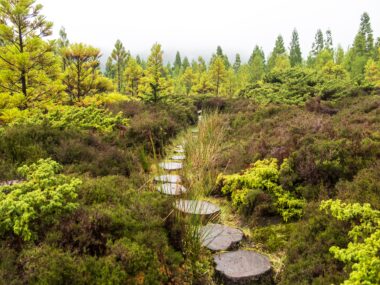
left=154, top=174, right=182, bottom=184
left=157, top=183, right=187, bottom=195
left=172, top=155, right=186, bottom=160
left=174, top=199, right=221, bottom=221
left=200, top=224, right=243, bottom=251
left=159, top=162, right=183, bottom=171
left=213, top=250, right=273, bottom=285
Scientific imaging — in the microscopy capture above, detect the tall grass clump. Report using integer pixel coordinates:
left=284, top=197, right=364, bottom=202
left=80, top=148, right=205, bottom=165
left=183, top=111, right=227, bottom=197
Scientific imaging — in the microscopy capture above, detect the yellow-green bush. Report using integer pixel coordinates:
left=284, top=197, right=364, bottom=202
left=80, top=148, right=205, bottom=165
left=217, top=158, right=305, bottom=221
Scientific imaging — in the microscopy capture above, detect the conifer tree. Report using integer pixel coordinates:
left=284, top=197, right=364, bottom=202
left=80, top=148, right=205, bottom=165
left=249, top=46, right=266, bottom=82
left=233, top=54, right=241, bottom=73
left=311, top=29, right=325, bottom=56
left=124, top=57, right=143, bottom=97
left=181, top=67, right=195, bottom=95
left=63, top=43, right=112, bottom=102
left=268, top=35, right=286, bottom=70
left=325, top=29, right=333, bottom=52
left=57, top=27, right=70, bottom=71
left=142, top=43, right=169, bottom=102
left=182, top=57, right=190, bottom=71
left=209, top=56, right=227, bottom=96
left=346, top=12, right=375, bottom=82
left=289, top=29, right=302, bottom=66
left=335, top=45, right=345, bottom=65
left=173, top=51, right=182, bottom=75
left=0, top=0, right=63, bottom=106
left=111, top=40, right=129, bottom=92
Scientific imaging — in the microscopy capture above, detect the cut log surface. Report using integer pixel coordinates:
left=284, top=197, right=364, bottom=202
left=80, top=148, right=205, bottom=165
left=174, top=148, right=185, bottom=153
left=200, top=224, right=243, bottom=251
left=157, top=183, right=187, bottom=195
left=172, top=155, right=186, bottom=160
left=154, top=174, right=182, bottom=184
left=214, top=250, right=272, bottom=284
left=175, top=199, right=221, bottom=216
left=159, top=161, right=183, bottom=171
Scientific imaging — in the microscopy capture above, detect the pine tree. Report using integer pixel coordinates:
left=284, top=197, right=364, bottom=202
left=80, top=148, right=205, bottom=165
left=211, top=46, right=230, bottom=68
left=311, top=29, right=325, bottom=56
left=209, top=56, right=227, bottom=96
left=0, top=0, right=63, bottom=106
left=57, top=27, right=69, bottom=71
left=289, top=29, right=302, bottom=67
left=173, top=51, right=182, bottom=75
left=197, top=56, right=207, bottom=73
left=335, top=45, right=345, bottom=65
left=357, top=12, right=374, bottom=55
left=105, top=57, right=116, bottom=79
left=63, top=43, right=112, bottom=102
left=233, top=54, right=241, bottom=73
left=268, top=35, right=286, bottom=70
left=182, top=57, right=190, bottom=71
left=181, top=67, right=195, bottom=95
left=325, top=29, right=333, bottom=52
left=249, top=46, right=266, bottom=82
left=111, top=40, right=129, bottom=92
left=347, top=12, right=375, bottom=82
left=142, top=43, right=168, bottom=102
left=124, top=57, right=143, bottom=97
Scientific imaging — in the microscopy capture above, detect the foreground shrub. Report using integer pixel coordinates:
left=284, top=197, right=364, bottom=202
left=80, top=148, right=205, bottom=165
left=320, top=200, right=380, bottom=285
left=216, top=158, right=305, bottom=222
left=0, top=159, right=81, bottom=241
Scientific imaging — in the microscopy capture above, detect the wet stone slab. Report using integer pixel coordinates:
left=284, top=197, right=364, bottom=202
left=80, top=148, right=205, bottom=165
left=200, top=224, right=243, bottom=251
left=171, top=155, right=186, bottom=160
left=214, top=250, right=272, bottom=285
left=174, top=199, right=221, bottom=218
left=156, top=183, right=187, bottom=195
left=154, top=174, right=182, bottom=184
left=159, top=162, right=183, bottom=171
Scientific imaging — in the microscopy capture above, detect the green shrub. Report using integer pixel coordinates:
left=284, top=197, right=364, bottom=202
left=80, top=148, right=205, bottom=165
left=217, top=158, right=305, bottom=222
left=0, top=159, right=81, bottom=241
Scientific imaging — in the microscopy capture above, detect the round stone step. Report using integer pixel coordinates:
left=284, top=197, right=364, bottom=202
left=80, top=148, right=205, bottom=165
left=172, top=155, right=186, bottom=160
left=154, top=174, right=182, bottom=184
left=214, top=250, right=272, bottom=285
left=157, top=183, right=187, bottom=195
left=174, top=199, right=221, bottom=220
left=200, top=224, right=243, bottom=251
left=174, top=148, right=185, bottom=153
left=159, top=161, right=183, bottom=171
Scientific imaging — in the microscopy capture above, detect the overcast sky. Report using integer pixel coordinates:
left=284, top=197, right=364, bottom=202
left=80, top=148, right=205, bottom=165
left=40, top=0, right=379, bottom=63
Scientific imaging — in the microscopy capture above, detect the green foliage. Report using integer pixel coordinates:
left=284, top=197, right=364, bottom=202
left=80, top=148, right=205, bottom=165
left=0, top=158, right=81, bottom=241
left=320, top=200, right=380, bottom=285
left=63, top=43, right=113, bottom=101
left=217, top=158, right=305, bottom=221
left=0, top=0, right=64, bottom=106
left=239, top=66, right=351, bottom=104
left=9, top=105, right=127, bottom=133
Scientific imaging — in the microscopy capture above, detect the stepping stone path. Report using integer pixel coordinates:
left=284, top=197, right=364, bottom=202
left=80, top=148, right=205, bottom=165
left=153, top=109, right=272, bottom=284
left=157, top=183, right=187, bottom=195
left=159, top=161, right=183, bottom=171
left=154, top=174, right=182, bottom=184
left=174, top=199, right=221, bottom=220
left=214, top=250, right=272, bottom=285
left=174, top=147, right=185, bottom=153
left=172, top=155, right=186, bottom=160
left=200, top=223, right=243, bottom=251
